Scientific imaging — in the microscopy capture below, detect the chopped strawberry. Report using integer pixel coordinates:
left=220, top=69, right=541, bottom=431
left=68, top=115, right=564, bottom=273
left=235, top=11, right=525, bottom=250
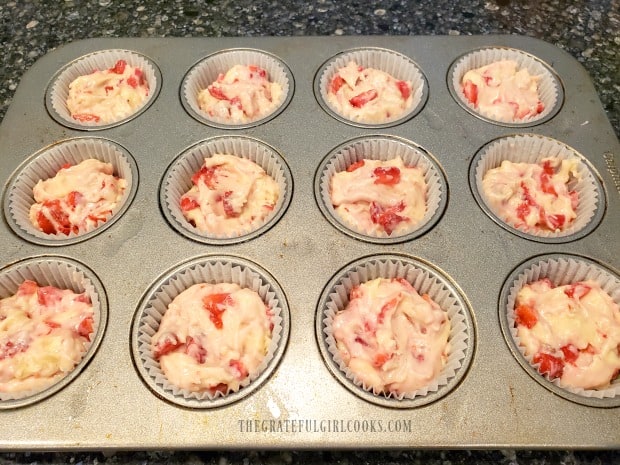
left=229, top=96, right=243, bottom=110
left=191, top=165, right=217, bottom=188
left=74, top=293, right=91, bottom=304
left=134, top=68, right=146, bottom=86
left=369, top=201, right=407, bottom=235
left=349, top=285, right=363, bottom=300
left=222, top=191, right=239, bottom=218
left=330, top=75, right=346, bottom=94
left=349, top=89, right=378, bottom=108
left=153, top=333, right=181, bottom=359
left=248, top=64, right=267, bottom=78
left=346, top=160, right=365, bottom=172
left=396, top=80, right=411, bottom=100
left=378, top=297, right=397, bottom=324
left=354, top=336, right=369, bottom=347
left=45, top=320, right=61, bottom=329
left=372, top=166, right=401, bottom=185
left=59, top=163, right=72, bottom=171
left=209, top=383, right=228, bottom=395
left=533, top=352, right=564, bottom=379
left=202, top=293, right=232, bottom=329
left=229, top=359, right=249, bottom=379
left=67, top=191, right=83, bottom=209
left=515, top=304, right=538, bottom=329
left=393, top=278, right=414, bottom=291
left=104, top=85, right=114, bottom=95
left=46, top=200, right=73, bottom=235
left=536, top=101, right=545, bottom=114
left=560, top=344, right=579, bottom=365
left=0, top=340, right=28, bottom=361
left=180, top=196, right=200, bottom=212
left=373, top=353, right=391, bottom=368
left=77, top=316, right=94, bottom=340
left=37, top=286, right=62, bottom=307
left=564, top=282, right=591, bottom=300
left=569, top=190, right=579, bottom=210
left=545, top=214, right=565, bottom=230
left=110, top=59, right=127, bottom=74
left=540, top=160, right=557, bottom=196
left=208, top=85, right=229, bottom=101
left=127, top=75, right=138, bottom=88
left=73, top=113, right=101, bottom=123
left=462, top=81, right=478, bottom=105
left=185, top=336, right=207, bottom=364
left=17, top=280, right=38, bottom=296
left=36, top=210, right=56, bottom=234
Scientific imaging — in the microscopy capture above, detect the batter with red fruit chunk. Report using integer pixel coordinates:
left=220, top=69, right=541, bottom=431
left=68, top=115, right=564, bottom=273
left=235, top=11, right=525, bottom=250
left=67, top=59, right=149, bottom=124
left=332, top=278, right=450, bottom=395
left=481, top=157, right=579, bottom=233
left=197, top=64, right=283, bottom=123
left=180, top=154, right=279, bottom=236
left=326, top=61, right=413, bottom=123
left=29, top=159, right=127, bottom=236
left=0, top=280, right=94, bottom=394
left=515, top=279, right=620, bottom=390
left=151, top=282, right=273, bottom=393
left=461, top=60, right=544, bottom=121
left=330, top=157, right=426, bottom=236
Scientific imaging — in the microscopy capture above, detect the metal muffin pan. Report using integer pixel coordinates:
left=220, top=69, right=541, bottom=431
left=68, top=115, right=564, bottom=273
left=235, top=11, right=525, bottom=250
left=0, top=36, right=618, bottom=451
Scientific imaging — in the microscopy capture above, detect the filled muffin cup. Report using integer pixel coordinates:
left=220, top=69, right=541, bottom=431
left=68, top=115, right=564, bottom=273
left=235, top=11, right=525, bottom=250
left=0, top=255, right=107, bottom=409
left=499, top=254, right=620, bottom=408
left=447, top=46, right=563, bottom=127
left=160, top=135, right=292, bottom=245
left=181, top=48, right=294, bottom=129
left=315, top=135, right=447, bottom=244
left=314, top=47, right=428, bottom=128
left=131, top=255, right=289, bottom=409
left=470, top=134, right=605, bottom=243
left=316, top=254, right=474, bottom=408
left=3, top=137, right=138, bottom=246
left=46, top=49, right=161, bottom=130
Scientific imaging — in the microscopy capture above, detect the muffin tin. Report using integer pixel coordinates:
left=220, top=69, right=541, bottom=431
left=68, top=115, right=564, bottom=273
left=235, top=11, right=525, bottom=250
left=0, top=36, right=618, bottom=450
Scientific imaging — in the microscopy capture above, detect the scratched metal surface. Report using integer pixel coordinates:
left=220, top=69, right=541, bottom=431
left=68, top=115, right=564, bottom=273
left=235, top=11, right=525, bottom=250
left=0, top=36, right=618, bottom=451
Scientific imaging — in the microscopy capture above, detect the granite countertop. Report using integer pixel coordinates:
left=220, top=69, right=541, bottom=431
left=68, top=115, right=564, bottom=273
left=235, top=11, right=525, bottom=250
left=0, top=1, right=618, bottom=464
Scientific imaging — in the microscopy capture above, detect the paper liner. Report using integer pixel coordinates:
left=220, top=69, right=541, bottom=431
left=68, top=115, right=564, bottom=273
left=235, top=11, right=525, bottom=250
left=0, top=256, right=106, bottom=408
left=317, top=255, right=473, bottom=408
left=46, top=49, right=160, bottom=130
left=471, top=134, right=604, bottom=242
left=315, top=47, right=428, bottom=127
left=316, top=135, right=446, bottom=243
left=181, top=48, right=293, bottom=128
left=161, top=136, right=291, bottom=244
left=448, top=47, right=563, bottom=126
left=4, top=138, right=137, bottom=246
left=502, top=254, right=620, bottom=405
left=133, top=256, right=288, bottom=408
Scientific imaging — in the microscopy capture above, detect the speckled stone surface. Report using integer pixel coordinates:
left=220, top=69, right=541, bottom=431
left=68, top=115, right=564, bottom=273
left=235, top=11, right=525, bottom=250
left=0, top=1, right=618, bottom=464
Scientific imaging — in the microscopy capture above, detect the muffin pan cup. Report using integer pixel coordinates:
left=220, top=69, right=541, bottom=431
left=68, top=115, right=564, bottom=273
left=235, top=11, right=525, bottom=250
left=0, top=36, right=618, bottom=450
left=499, top=253, right=620, bottom=408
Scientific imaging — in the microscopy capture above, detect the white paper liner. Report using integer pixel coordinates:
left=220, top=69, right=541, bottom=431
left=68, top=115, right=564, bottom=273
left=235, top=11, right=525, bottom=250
left=319, top=136, right=444, bottom=240
left=505, top=256, right=620, bottom=399
left=47, top=49, right=159, bottom=128
left=474, top=134, right=602, bottom=239
left=135, top=259, right=285, bottom=404
left=317, top=48, right=426, bottom=126
left=0, top=257, right=103, bottom=403
left=450, top=47, right=562, bottom=125
left=6, top=138, right=135, bottom=243
left=181, top=49, right=292, bottom=127
left=163, top=136, right=289, bottom=241
left=321, top=257, right=470, bottom=401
